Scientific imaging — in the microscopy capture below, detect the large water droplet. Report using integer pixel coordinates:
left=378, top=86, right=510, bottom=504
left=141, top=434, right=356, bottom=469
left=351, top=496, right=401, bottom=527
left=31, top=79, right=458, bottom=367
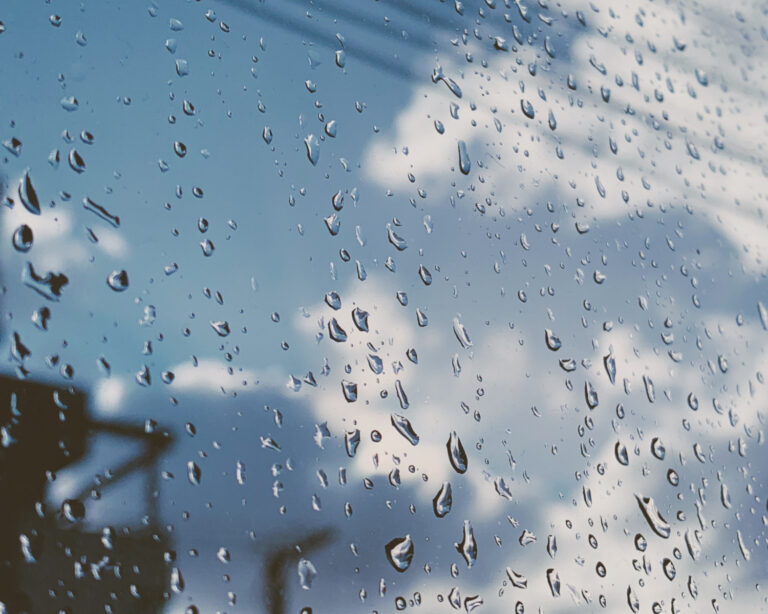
left=385, top=535, right=414, bottom=572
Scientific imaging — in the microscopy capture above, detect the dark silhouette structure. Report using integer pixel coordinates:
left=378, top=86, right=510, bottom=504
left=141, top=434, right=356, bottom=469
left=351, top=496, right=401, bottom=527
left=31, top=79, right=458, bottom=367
left=0, top=375, right=172, bottom=614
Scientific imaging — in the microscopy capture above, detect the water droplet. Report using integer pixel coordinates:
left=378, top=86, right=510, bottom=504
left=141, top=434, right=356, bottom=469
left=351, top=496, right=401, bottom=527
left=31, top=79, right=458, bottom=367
left=83, top=197, right=120, bottom=227
left=175, top=58, right=190, bottom=76
left=431, top=65, right=462, bottom=98
left=345, top=429, right=360, bottom=457
left=385, top=535, right=414, bottom=572
left=662, top=558, right=676, bottom=580
left=62, top=499, right=85, bottom=522
left=643, top=375, right=655, bottom=403
left=418, top=264, right=432, bottom=286
left=18, top=171, right=41, bottom=215
left=546, top=534, right=557, bottom=558
left=304, top=134, right=319, bottom=165
left=585, top=381, right=598, bottom=409
left=635, top=494, right=671, bottom=538
left=322, top=292, right=341, bottom=312
left=615, top=442, right=629, bottom=466
left=650, top=438, right=665, bottom=460
left=603, top=352, right=616, bottom=384
left=455, top=520, right=477, bottom=567
left=260, top=436, right=281, bottom=451
left=494, top=477, right=513, bottom=501
left=22, top=262, right=68, bottom=300
left=324, top=213, right=341, bottom=236
left=3, top=137, right=22, bottom=156
left=667, top=469, right=679, bottom=486
left=352, top=307, right=369, bottom=331
left=107, top=269, right=129, bottom=291
left=328, top=318, right=347, bottom=342
left=457, top=140, right=471, bottom=174
left=210, top=320, right=231, bottom=337
left=756, top=301, right=768, bottom=330
left=505, top=568, right=527, bottom=588
left=387, top=224, right=408, bottom=250
left=433, top=482, right=452, bottom=518
left=170, top=567, right=184, bottom=593
left=627, top=585, right=640, bottom=613
left=447, top=431, right=468, bottom=473
left=520, top=99, right=534, bottom=119
left=544, top=329, right=561, bottom=350
left=453, top=317, right=472, bottom=348
left=341, top=380, right=357, bottom=402
left=298, top=558, right=317, bottom=589
left=68, top=148, right=86, bottom=173
left=200, top=239, right=215, bottom=256
left=390, top=414, right=419, bottom=446
left=12, top=225, right=33, bottom=252
left=395, top=379, right=409, bottom=409
left=546, top=568, right=560, bottom=596
left=187, top=461, right=201, bottom=485
left=60, top=96, right=78, bottom=111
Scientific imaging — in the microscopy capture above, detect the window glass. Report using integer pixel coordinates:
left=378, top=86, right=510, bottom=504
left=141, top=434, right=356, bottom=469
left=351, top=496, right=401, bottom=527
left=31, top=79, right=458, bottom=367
left=1, top=1, right=766, bottom=613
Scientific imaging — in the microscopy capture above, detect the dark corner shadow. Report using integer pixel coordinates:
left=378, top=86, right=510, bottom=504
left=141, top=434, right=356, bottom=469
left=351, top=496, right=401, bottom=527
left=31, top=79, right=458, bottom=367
left=0, top=375, right=173, bottom=614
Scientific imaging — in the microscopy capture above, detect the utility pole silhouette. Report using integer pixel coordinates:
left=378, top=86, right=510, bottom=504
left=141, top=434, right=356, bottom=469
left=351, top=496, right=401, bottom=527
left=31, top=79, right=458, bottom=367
left=261, top=528, right=336, bottom=614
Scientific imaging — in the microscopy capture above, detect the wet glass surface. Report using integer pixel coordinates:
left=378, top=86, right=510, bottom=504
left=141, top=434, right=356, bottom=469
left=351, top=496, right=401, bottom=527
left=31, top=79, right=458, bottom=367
left=1, top=1, right=767, bottom=612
